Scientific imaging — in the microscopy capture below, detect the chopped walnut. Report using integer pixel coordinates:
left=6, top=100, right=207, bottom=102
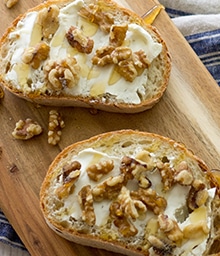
left=109, top=188, right=140, bottom=237
left=116, top=186, right=147, bottom=220
left=135, top=150, right=155, bottom=170
left=148, top=235, right=175, bottom=256
left=120, top=156, right=147, bottom=183
left=187, top=179, right=209, bottom=211
left=133, top=50, right=150, bottom=69
left=44, top=57, right=80, bottom=92
left=92, top=45, right=115, bottom=66
left=109, top=24, right=128, bottom=47
left=183, top=221, right=209, bottom=239
left=92, top=174, right=125, bottom=201
left=158, top=214, right=183, bottom=243
left=37, top=5, right=60, bottom=38
left=4, top=0, right=18, bottom=8
left=117, top=58, right=139, bottom=82
left=86, top=159, right=114, bottom=181
left=48, top=110, right=65, bottom=145
left=78, top=185, right=96, bottom=225
left=111, top=47, right=132, bottom=64
left=131, top=188, right=167, bottom=215
left=12, top=118, right=42, bottom=140
left=174, top=161, right=194, bottom=186
left=22, top=42, right=50, bottom=69
left=138, top=175, right=152, bottom=189
left=79, top=4, right=114, bottom=33
left=157, top=161, right=175, bottom=191
left=66, top=26, right=94, bottom=54
left=56, top=161, right=81, bottom=199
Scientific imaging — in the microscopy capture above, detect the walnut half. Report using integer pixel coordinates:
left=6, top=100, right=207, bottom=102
left=12, top=118, right=43, bottom=140
left=44, top=57, right=80, bottom=92
left=4, top=0, right=18, bottom=8
left=48, top=110, right=65, bottom=145
left=22, top=42, right=50, bottom=69
left=66, top=26, right=94, bottom=54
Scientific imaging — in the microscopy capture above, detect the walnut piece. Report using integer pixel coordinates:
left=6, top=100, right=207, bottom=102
left=187, top=179, right=209, bottom=211
left=56, top=161, right=81, bottom=199
left=92, top=46, right=150, bottom=82
left=48, top=110, right=65, bottom=145
left=158, top=214, right=183, bottom=243
left=174, top=161, right=194, bottom=186
left=12, top=118, right=42, bottom=140
left=86, top=159, right=114, bottom=181
left=109, top=188, right=141, bottom=237
left=37, top=5, right=60, bottom=38
left=131, top=188, right=167, bottom=215
left=78, top=4, right=114, bottom=33
left=66, top=26, right=94, bottom=54
left=4, top=0, right=18, bottom=8
left=44, top=57, right=80, bottom=92
left=157, top=161, right=175, bottom=191
left=120, top=156, right=148, bottom=182
left=78, top=185, right=96, bottom=225
left=92, top=174, right=125, bottom=201
left=0, top=86, right=4, bottom=99
left=22, top=42, right=50, bottom=69
left=92, top=45, right=115, bottom=66
left=148, top=235, right=175, bottom=256
left=109, top=24, right=128, bottom=47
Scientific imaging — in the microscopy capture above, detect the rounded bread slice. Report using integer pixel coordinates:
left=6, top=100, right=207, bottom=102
left=0, top=0, right=171, bottom=113
left=40, top=129, right=220, bottom=255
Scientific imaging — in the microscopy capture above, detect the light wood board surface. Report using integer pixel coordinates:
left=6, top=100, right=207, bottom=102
left=0, top=0, right=220, bottom=255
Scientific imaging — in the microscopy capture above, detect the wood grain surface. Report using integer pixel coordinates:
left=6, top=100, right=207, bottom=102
left=0, top=0, right=220, bottom=255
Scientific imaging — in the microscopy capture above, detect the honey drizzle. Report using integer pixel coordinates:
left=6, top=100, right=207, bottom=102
left=142, top=4, right=164, bottom=24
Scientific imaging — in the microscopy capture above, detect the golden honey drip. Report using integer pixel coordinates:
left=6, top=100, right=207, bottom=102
left=142, top=4, right=165, bottom=24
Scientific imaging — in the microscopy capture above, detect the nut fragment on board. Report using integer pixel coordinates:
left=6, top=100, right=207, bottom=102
left=0, top=86, right=4, bottom=99
left=12, top=118, right=43, bottom=140
left=48, top=110, right=65, bottom=145
left=4, top=0, right=18, bottom=8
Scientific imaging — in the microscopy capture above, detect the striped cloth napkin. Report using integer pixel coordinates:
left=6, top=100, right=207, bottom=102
left=160, top=0, right=220, bottom=86
left=1, top=0, right=220, bottom=254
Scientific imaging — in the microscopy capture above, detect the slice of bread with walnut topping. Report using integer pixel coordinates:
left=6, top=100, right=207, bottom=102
left=0, top=0, right=171, bottom=113
left=40, top=129, right=220, bottom=256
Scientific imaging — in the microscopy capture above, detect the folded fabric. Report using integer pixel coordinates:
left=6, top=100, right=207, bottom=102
left=160, top=0, right=220, bottom=86
left=0, top=210, right=27, bottom=251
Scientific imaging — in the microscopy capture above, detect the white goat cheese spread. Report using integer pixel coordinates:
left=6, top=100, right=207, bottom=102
left=5, top=0, right=162, bottom=104
left=50, top=148, right=215, bottom=255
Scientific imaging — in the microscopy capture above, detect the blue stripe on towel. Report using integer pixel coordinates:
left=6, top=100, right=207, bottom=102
left=0, top=210, right=27, bottom=250
left=185, top=29, right=220, bottom=85
left=165, top=7, right=193, bottom=18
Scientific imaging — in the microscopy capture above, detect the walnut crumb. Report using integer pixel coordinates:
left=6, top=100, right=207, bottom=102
left=12, top=118, right=42, bottom=140
left=0, top=86, right=4, bottom=99
left=48, top=110, right=65, bottom=145
left=4, top=0, right=18, bottom=8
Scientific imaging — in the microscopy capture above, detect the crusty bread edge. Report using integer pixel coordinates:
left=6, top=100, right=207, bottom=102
left=0, top=0, right=171, bottom=113
left=40, top=129, right=217, bottom=256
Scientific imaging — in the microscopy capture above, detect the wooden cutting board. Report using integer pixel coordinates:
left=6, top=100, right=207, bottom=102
left=0, top=0, right=220, bottom=255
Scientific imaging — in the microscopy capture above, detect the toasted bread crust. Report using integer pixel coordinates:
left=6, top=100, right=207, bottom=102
left=0, top=0, right=171, bottom=113
left=40, top=130, right=219, bottom=255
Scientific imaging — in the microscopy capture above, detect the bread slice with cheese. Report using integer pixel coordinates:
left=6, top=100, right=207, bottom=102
left=0, top=0, right=171, bottom=113
left=40, top=129, right=220, bottom=256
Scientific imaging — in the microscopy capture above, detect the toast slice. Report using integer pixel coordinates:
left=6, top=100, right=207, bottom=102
left=40, top=130, right=220, bottom=255
left=0, top=0, right=171, bottom=113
